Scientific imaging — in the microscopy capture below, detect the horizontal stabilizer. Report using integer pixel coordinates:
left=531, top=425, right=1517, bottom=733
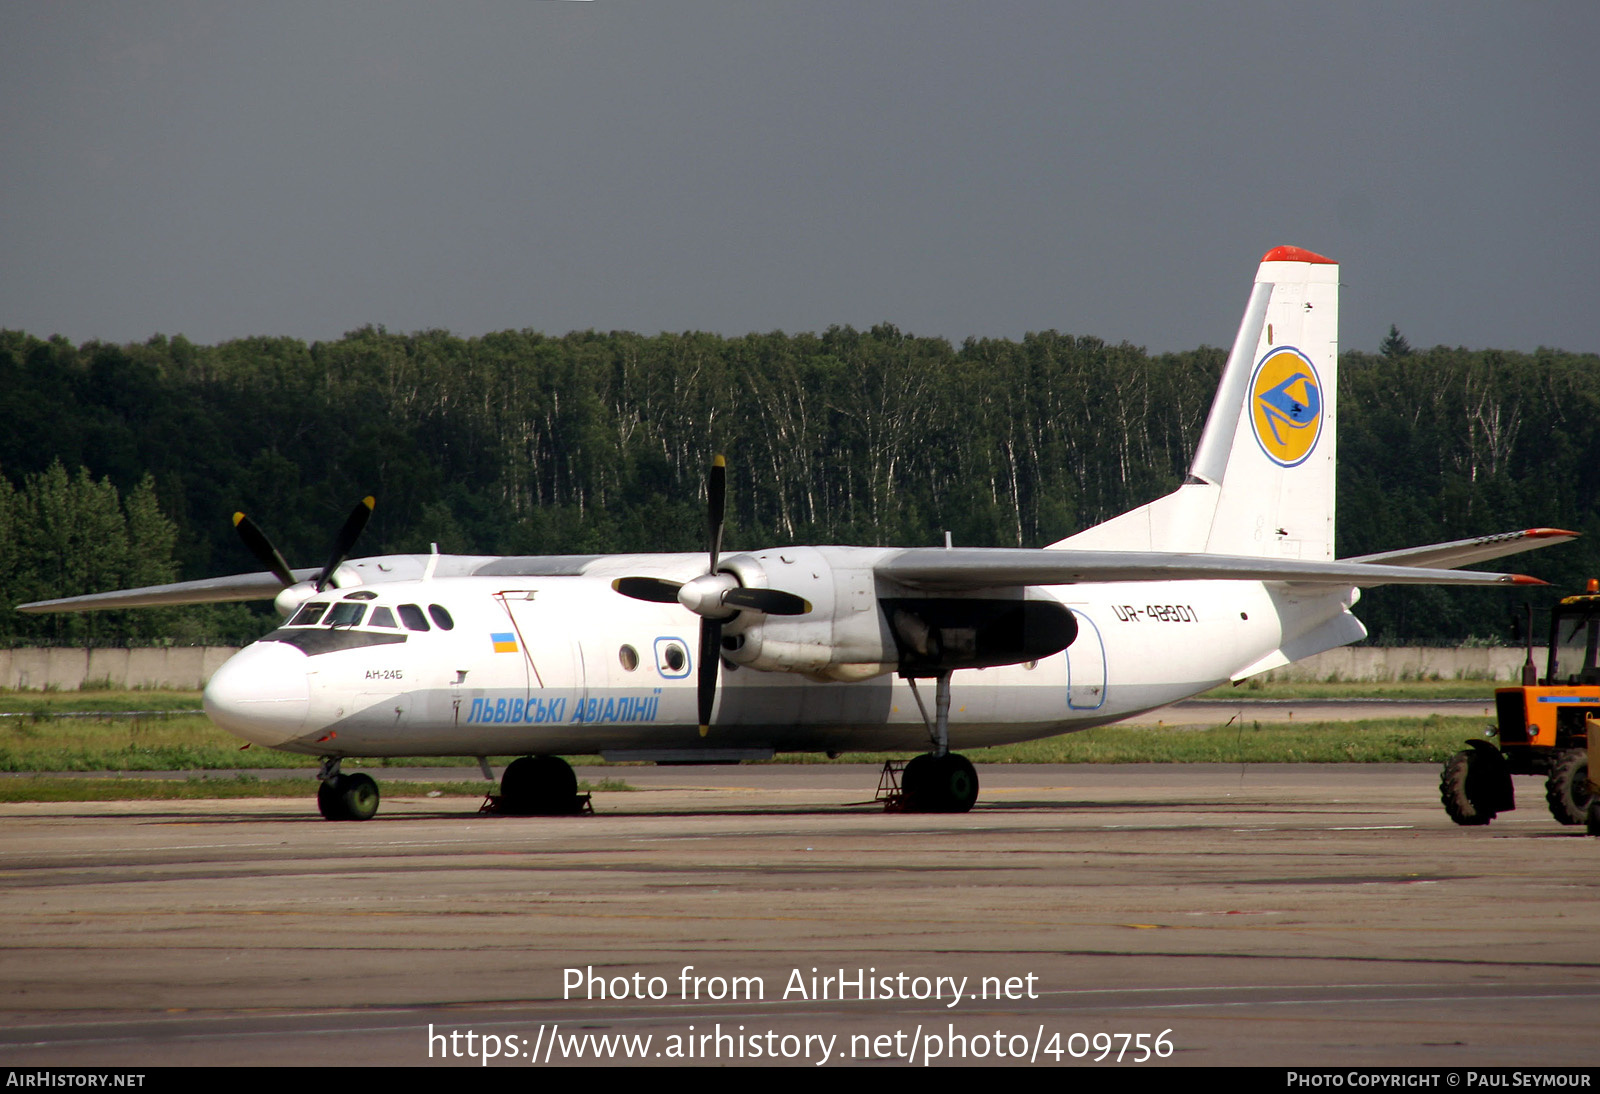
left=877, top=547, right=1544, bottom=591
left=1340, top=528, right=1577, bottom=570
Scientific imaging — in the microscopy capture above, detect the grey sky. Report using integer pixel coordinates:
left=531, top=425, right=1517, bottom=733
left=2, top=2, right=1595, bottom=355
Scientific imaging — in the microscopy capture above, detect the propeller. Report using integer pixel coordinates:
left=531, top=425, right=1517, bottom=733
left=232, top=512, right=294, bottom=588
left=611, top=456, right=809, bottom=736
left=315, top=496, right=376, bottom=592
left=233, top=496, right=376, bottom=602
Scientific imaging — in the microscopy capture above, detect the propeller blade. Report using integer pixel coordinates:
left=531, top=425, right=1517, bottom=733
left=707, top=454, right=726, bottom=574
left=315, top=496, right=376, bottom=592
left=722, top=587, right=811, bottom=616
left=698, top=616, right=722, bottom=737
left=611, top=576, right=685, bottom=603
left=232, top=512, right=295, bottom=588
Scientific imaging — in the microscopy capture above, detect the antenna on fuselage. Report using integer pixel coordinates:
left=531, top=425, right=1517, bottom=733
left=424, top=542, right=440, bottom=582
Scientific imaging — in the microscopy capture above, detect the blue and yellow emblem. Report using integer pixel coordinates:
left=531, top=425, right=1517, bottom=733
left=490, top=632, right=519, bottom=654
left=1249, top=348, right=1322, bottom=467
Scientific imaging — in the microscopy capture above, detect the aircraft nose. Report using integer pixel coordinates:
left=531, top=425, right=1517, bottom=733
left=203, top=641, right=312, bottom=747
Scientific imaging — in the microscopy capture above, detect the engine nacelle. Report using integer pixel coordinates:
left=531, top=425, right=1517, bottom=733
left=717, top=546, right=1076, bottom=679
left=270, top=565, right=363, bottom=617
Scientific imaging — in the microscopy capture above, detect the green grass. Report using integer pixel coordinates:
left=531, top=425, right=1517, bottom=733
left=0, top=714, right=316, bottom=771
left=0, top=688, right=206, bottom=714
left=1, top=713, right=1492, bottom=772
left=967, top=715, right=1490, bottom=764
left=1199, top=678, right=1513, bottom=700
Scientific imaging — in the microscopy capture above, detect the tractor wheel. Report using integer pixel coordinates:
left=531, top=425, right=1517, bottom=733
left=1440, top=749, right=1496, bottom=826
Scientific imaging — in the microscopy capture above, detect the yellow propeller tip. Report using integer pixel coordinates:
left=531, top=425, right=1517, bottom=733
left=362, top=496, right=376, bottom=510
left=698, top=724, right=710, bottom=738
left=712, top=454, right=726, bottom=468
left=231, top=512, right=245, bottom=526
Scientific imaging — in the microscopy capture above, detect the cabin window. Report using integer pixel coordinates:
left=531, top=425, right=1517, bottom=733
left=288, top=603, right=328, bottom=627
left=428, top=604, right=455, bottom=630
left=619, top=644, right=639, bottom=671
left=369, top=607, right=397, bottom=628
left=658, top=641, right=688, bottom=675
left=398, top=604, right=431, bottom=631
left=325, top=602, right=366, bottom=627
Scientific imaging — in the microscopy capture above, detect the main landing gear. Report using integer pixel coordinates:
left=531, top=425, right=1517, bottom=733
left=317, top=758, right=380, bottom=821
left=494, top=755, right=589, bottom=815
left=897, top=671, right=980, bottom=813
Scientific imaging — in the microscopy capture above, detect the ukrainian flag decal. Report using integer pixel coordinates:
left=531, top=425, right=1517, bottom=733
left=1249, top=347, right=1322, bottom=467
left=491, top=632, right=519, bottom=654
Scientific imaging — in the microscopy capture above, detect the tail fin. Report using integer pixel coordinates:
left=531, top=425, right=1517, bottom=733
left=1053, top=246, right=1339, bottom=559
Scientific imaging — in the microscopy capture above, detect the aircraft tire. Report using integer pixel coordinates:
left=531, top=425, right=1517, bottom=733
left=316, top=777, right=346, bottom=820
left=1440, top=749, right=1496, bottom=826
left=903, top=753, right=978, bottom=813
left=1545, top=750, right=1591, bottom=826
left=901, top=754, right=932, bottom=802
left=932, top=753, right=979, bottom=813
left=500, top=755, right=579, bottom=815
left=318, top=773, right=380, bottom=821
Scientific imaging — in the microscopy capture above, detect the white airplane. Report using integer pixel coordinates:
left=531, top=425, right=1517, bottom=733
left=18, top=246, right=1573, bottom=820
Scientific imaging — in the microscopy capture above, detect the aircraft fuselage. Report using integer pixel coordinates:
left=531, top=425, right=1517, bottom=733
left=202, top=548, right=1351, bottom=760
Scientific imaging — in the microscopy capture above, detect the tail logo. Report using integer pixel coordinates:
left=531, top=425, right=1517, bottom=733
left=1249, top=348, right=1322, bottom=467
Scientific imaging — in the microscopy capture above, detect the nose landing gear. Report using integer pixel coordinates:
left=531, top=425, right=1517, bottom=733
left=316, top=759, right=380, bottom=821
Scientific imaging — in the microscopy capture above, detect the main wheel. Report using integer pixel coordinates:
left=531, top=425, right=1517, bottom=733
left=901, top=753, right=932, bottom=802
left=904, top=753, right=979, bottom=813
left=1440, top=749, right=1496, bottom=826
left=500, top=755, right=579, bottom=815
left=318, top=773, right=380, bottom=821
left=929, top=753, right=979, bottom=813
left=1545, top=750, right=1592, bottom=826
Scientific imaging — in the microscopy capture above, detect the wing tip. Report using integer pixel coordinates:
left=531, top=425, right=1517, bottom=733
left=1510, top=574, right=1549, bottom=586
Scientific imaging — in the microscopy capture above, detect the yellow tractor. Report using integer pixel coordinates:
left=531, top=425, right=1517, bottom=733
left=1441, top=592, right=1597, bottom=827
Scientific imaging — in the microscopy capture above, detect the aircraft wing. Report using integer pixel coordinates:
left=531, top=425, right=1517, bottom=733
left=14, top=569, right=320, bottom=614
left=876, top=547, right=1545, bottom=591
left=1338, top=528, right=1577, bottom=570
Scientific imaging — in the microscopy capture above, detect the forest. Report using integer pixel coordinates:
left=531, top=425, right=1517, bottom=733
left=1, top=324, right=1596, bottom=647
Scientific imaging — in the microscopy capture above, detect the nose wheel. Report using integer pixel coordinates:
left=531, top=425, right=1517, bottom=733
left=316, top=760, right=380, bottom=821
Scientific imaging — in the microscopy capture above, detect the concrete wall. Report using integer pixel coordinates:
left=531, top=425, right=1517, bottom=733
left=1259, top=646, right=1529, bottom=683
left=0, top=647, right=239, bottom=690
left=0, top=644, right=1531, bottom=691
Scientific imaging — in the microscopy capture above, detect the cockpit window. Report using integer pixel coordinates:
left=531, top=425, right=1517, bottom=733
left=398, top=604, right=430, bottom=631
left=325, top=602, right=367, bottom=628
left=369, top=606, right=397, bottom=629
left=288, top=603, right=328, bottom=627
left=428, top=604, right=455, bottom=630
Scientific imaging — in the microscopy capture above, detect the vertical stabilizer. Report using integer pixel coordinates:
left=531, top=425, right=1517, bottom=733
left=1053, top=246, right=1339, bottom=558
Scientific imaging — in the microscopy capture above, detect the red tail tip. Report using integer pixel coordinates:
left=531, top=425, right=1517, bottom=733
left=1261, top=245, right=1337, bottom=265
